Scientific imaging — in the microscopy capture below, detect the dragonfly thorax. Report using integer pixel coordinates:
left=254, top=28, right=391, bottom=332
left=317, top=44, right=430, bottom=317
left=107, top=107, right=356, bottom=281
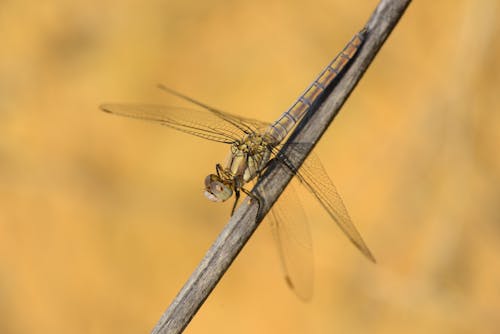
left=228, top=132, right=272, bottom=183
left=204, top=132, right=272, bottom=203
left=233, top=132, right=269, bottom=154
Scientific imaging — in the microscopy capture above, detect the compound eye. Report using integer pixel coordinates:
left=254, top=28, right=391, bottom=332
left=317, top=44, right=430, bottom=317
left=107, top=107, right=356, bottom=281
left=204, top=174, right=220, bottom=189
left=214, top=183, right=224, bottom=193
left=204, top=174, right=233, bottom=202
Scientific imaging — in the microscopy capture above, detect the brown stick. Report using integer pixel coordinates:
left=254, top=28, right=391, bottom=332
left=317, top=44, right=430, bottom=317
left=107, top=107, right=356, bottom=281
left=151, top=0, right=412, bottom=333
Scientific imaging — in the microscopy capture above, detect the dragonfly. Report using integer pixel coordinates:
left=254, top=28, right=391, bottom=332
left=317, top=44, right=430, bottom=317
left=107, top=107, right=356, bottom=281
left=101, top=29, right=375, bottom=300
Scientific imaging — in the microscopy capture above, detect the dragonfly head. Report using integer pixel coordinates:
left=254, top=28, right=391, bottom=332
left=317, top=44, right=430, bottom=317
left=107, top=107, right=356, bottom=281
left=204, top=174, right=233, bottom=202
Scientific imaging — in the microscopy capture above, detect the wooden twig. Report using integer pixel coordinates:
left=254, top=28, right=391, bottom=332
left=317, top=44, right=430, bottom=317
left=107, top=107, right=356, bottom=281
left=151, top=0, right=412, bottom=333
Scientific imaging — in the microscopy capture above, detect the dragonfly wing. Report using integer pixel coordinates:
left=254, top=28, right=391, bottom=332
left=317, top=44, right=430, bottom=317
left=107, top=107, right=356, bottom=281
left=100, top=104, right=261, bottom=144
left=267, top=181, right=314, bottom=301
left=271, top=143, right=375, bottom=262
left=297, top=150, right=376, bottom=262
left=156, top=85, right=271, bottom=134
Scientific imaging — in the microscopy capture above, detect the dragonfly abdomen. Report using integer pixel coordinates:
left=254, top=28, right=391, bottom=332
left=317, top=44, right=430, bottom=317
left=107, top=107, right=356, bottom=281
left=265, top=30, right=365, bottom=144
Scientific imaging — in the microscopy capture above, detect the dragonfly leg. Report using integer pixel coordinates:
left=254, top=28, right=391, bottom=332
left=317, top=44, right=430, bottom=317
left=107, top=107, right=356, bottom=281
left=230, top=187, right=263, bottom=218
left=215, top=163, right=224, bottom=177
left=231, top=189, right=240, bottom=216
left=262, top=157, right=275, bottom=172
left=241, top=187, right=263, bottom=218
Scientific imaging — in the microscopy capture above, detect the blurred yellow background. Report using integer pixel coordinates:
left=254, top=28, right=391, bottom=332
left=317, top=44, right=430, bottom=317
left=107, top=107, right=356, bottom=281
left=1, top=0, right=499, bottom=333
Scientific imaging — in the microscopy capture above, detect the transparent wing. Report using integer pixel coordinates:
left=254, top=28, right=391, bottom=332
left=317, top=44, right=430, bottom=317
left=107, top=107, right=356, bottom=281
left=266, top=180, right=314, bottom=301
left=100, top=103, right=268, bottom=144
left=271, top=143, right=375, bottom=262
left=156, top=84, right=271, bottom=132
left=298, top=151, right=376, bottom=262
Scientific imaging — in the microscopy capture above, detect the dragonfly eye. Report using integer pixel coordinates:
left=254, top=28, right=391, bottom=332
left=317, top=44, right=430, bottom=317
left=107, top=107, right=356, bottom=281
left=204, top=174, right=233, bottom=202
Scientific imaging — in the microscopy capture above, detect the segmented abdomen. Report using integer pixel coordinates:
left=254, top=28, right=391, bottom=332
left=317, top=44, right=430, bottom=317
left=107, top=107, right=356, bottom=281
left=265, top=29, right=365, bottom=144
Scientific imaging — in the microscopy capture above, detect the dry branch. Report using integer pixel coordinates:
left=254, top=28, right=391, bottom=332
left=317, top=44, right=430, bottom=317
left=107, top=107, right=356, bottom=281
left=151, top=0, right=412, bottom=333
